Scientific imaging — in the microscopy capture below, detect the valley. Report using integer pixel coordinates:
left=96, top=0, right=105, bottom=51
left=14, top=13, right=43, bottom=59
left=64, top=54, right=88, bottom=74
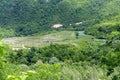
left=0, top=0, right=120, bottom=80
left=3, top=31, right=94, bottom=48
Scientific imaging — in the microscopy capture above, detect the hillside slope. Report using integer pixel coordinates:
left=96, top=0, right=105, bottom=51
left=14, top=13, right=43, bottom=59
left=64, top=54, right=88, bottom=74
left=85, top=0, right=120, bottom=39
left=0, top=0, right=120, bottom=38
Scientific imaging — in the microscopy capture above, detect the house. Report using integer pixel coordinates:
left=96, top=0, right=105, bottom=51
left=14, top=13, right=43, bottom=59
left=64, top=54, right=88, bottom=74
left=52, top=24, right=63, bottom=28
left=75, top=22, right=83, bottom=25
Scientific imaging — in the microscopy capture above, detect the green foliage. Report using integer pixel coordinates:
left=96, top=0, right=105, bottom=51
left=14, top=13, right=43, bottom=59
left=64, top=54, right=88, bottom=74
left=8, top=41, right=100, bottom=65
left=61, top=63, right=111, bottom=80
left=0, top=37, right=120, bottom=80
left=0, top=41, right=5, bottom=80
left=5, top=63, right=61, bottom=80
left=0, top=28, right=15, bottom=38
left=34, top=63, right=61, bottom=80
left=0, top=58, right=4, bottom=80
left=75, top=31, right=79, bottom=39
left=85, top=22, right=120, bottom=39
left=0, top=0, right=120, bottom=79
left=49, top=57, right=59, bottom=64
left=1, top=0, right=120, bottom=36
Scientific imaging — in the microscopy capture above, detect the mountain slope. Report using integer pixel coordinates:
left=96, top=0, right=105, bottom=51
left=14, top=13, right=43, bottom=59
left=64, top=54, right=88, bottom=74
left=85, top=0, right=120, bottom=39
left=0, top=0, right=120, bottom=38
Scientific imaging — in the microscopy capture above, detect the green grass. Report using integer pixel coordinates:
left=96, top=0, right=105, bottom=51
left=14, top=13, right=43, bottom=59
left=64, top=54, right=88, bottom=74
left=3, top=31, right=94, bottom=48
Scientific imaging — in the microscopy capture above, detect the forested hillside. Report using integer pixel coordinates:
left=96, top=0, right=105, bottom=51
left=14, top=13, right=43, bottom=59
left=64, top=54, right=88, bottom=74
left=0, top=0, right=120, bottom=37
left=0, top=0, right=120, bottom=80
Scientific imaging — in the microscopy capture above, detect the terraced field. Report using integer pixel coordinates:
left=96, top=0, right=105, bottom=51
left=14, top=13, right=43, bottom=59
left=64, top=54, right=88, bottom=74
left=3, top=31, right=94, bottom=48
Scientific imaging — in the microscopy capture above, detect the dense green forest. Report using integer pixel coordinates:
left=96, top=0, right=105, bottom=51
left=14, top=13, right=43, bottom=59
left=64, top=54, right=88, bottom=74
left=0, top=0, right=120, bottom=80
left=0, top=0, right=120, bottom=37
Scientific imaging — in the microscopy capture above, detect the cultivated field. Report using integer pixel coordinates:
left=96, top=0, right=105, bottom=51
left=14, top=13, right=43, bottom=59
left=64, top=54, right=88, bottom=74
left=3, top=31, right=94, bottom=48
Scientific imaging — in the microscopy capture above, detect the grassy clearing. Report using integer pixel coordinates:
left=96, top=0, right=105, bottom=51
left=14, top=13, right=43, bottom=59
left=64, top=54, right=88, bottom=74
left=3, top=31, right=94, bottom=48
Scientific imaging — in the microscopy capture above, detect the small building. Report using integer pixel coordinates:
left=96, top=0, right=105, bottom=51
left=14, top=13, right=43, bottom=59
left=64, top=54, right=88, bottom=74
left=75, top=22, right=83, bottom=25
left=52, top=24, right=63, bottom=28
